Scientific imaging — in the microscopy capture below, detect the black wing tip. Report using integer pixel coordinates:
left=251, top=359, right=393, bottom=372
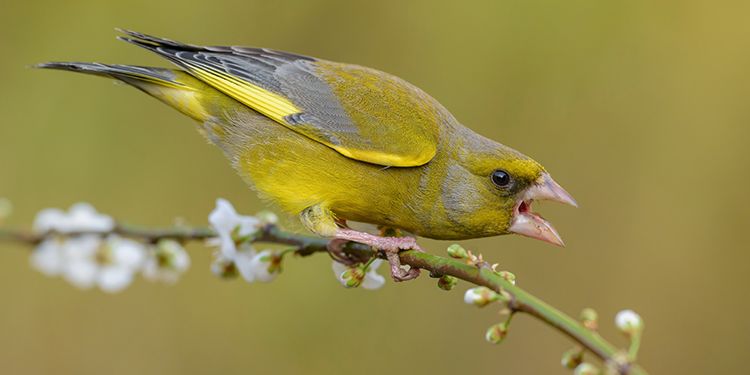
left=34, top=61, right=96, bottom=71
left=116, top=28, right=197, bottom=50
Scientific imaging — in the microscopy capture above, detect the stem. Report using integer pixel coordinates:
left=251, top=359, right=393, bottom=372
left=0, top=224, right=647, bottom=374
left=628, top=332, right=642, bottom=361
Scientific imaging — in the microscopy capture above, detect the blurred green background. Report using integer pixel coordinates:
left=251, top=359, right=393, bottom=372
left=1, top=0, right=748, bottom=374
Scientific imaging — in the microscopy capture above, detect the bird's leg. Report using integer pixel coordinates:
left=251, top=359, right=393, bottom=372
left=299, top=205, right=420, bottom=279
left=324, top=218, right=363, bottom=266
left=332, top=228, right=421, bottom=282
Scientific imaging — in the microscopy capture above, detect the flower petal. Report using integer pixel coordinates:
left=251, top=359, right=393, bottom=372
left=33, top=208, right=67, bottom=233
left=208, top=199, right=239, bottom=234
left=233, top=249, right=257, bottom=282
left=63, top=235, right=102, bottom=260
left=63, top=258, right=98, bottom=289
left=98, top=266, right=134, bottom=293
left=361, top=259, right=386, bottom=290
left=208, top=199, right=260, bottom=258
left=108, top=236, right=146, bottom=270
left=248, top=250, right=278, bottom=283
left=30, top=239, right=66, bottom=276
left=331, top=261, right=349, bottom=286
left=66, top=202, right=114, bottom=232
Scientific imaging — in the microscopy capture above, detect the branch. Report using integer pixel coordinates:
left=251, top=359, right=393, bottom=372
left=0, top=224, right=647, bottom=375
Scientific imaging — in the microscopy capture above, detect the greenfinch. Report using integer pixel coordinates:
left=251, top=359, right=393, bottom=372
left=39, top=30, right=576, bottom=281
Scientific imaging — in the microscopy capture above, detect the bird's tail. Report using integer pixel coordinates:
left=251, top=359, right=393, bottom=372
left=35, top=62, right=213, bottom=122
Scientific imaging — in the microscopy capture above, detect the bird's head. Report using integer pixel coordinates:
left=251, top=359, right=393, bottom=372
left=454, top=144, right=577, bottom=246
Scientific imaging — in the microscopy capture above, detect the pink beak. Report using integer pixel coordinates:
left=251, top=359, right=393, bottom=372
left=508, top=173, right=577, bottom=247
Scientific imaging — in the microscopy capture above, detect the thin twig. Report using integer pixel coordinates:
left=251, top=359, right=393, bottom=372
left=0, top=224, right=647, bottom=375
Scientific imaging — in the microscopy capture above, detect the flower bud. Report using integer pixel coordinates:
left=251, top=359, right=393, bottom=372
left=615, top=309, right=643, bottom=336
left=485, top=322, right=509, bottom=344
left=255, top=210, right=278, bottom=226
left=498, top=270, right=516, bottom=285
left=210, top=254, right=238, bottom=279
left=437, top=275, right=458, bottom=291
left=464, top=287, right=500, bottom=307
left=339, top=267, right=365, bottom=288
left=573, top=363, right=600, bottom=375
left=0, top=198, right=12, bottom=221
left=561, top=348, right=583, bottom=369
left=580, top=308, right=599, bottom=330
left=447, top=244, right=469, bottom=259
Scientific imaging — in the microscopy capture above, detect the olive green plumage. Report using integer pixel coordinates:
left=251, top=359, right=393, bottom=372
left=39, top=30, right=570, bottom=243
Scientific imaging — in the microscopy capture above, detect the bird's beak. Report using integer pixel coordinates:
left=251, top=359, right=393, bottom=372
left=508, top=173, right=577, bottom=247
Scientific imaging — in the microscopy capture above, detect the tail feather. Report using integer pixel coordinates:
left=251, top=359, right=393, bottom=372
left=36, top=61, right=216, bottom=122
left=35, top=62, right=188, bottom=90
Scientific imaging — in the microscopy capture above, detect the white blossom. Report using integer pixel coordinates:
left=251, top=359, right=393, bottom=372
left=207, top=199, right=284, bottom=284
left=210, top=245, right=281, bottom=283
left=142, top=240, right=191, bottom=284
left=331, top=259, right=386, bottom=290
left=66, top=235, right=146, bottom=292
left=33, top=202, right=114, bottom=234
left=210, top=252, right=238, bottom=279
left=248, top=250, right=281, bottom=283
left=208, top=244, right=252, bottom=280
left=31, top=234, right=146, bottom=293
left=208, top=198, right=261, bottom=258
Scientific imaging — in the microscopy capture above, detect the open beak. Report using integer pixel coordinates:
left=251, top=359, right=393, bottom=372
left=508, top=173, right=577, bottom=247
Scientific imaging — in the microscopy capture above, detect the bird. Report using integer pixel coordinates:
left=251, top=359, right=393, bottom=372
left=37, top=29, right=577, bottom=281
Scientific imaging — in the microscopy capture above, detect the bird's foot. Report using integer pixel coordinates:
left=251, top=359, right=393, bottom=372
left=326, top=238, right=362, bottom=266
left=333, top=228, right=422, bottom=282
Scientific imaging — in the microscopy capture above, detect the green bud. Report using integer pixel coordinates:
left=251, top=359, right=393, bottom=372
left=340, top=267, right=365, bottom=288
left=580, top=308, right=599, bottom=331
left=498, top=270, right=516, bottom=285
left=447, top=244, right=469, bottom=259
left=561, top=348, right=584, bottom=369
left=485, top=322, right=509, bottom=344
left=0, top=198, right=12, bottom=221
left=437, top=275, right=458, bottom=291
left=573, top=363, right=600, bottom=375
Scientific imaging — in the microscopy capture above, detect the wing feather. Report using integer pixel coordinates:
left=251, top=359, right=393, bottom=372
left=118, top=30, right=439, bottom=167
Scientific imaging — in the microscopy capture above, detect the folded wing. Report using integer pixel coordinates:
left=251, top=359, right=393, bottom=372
left=118, top=30, right=440, bottom=167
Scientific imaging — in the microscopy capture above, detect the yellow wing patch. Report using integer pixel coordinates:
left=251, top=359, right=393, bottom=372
left=332, top=144, right=435, bottom=167
left=188, top=66, right=300, bottom=123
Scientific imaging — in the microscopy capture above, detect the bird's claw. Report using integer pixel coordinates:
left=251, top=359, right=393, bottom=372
left=331, top=228, right=423, bottom=282
left=379, top=237, right=422, bottom=282
left=385, top=251, right=420, bottom=281
left=327, top=238, right=362, bottom=266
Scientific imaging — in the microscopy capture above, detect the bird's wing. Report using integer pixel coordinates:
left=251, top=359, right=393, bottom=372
left=118, top=30, right=440, bottom=167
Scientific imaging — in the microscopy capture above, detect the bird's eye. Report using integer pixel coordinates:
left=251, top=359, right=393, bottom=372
left=490, top=169, right=511, bottom=188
